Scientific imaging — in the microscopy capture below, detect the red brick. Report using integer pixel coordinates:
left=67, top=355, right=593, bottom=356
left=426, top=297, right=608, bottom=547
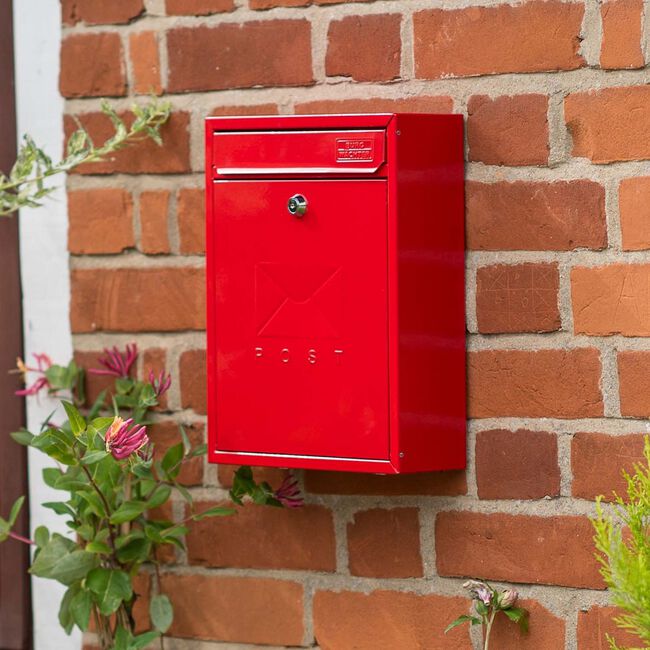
left=476, top=263, right=560, bottom=334
left=167, top=21, right=313, bottom=93
left=179, top=349, right=206, bottom=415
left=566, top=86, right=650, bottom=163
left=347, top=508, right=422, bottom=578
left=600, top=0, right=644, bottom=70
left=64, top=111, right=190, bottom=175
left=129, top=32, right=162, bottom=95
left=469, top=349, right=603, bottom=419
left=211, top=103, right=279, bottom=116
left=313, top=590, right=471, bottom=650
left=177, top=189, right=205, bottom=255
left=467, top=94, right=549, bottom=166
left=618, top=351, right=650, bottom=416
left=166, top=0, right=234, bottom=14
left=490, top=599, right=565, bottom=649
left=139, top=191, right=170, bottom=255
left=60, top=33, right=126, bottom=98
left=70, top=268, right=205, bottom=333
left=161, top=574, right=303, bottom=645
left=62, top=0, right=144, bottom=25
left=619, top=177, right=650, bottom=250
left=476, top=429, right=560, bottom=500
left=305, top=470, right=466, bottom=496
left=577, top=605, right=643, bottom=649
left=571, top=432, right=644, bottom=501
left=295, top=96, right=453, bottom=115
left=467, top=181, right=607, bottom=251
left=187, top=502, right=335, bottom=571
left=326, top=14, right=401, bottom=82
left=436, top=511, right=603, bottom=588
left=414, top=2, right=584, bottom=79
left=250, top=0, right=309, bottom=8
left=149, top=421, right=204, bottom=486
left=142, top=347, right=168, bottom=410
left=217, top=465, right=288, bottom=490
left=572, top=264, right=650, bottom=336
left=68, top=189, right=134, bottom=255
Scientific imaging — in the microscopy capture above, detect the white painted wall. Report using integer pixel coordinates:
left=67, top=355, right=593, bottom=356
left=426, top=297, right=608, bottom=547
left=13, top=2, right=80, bottom=648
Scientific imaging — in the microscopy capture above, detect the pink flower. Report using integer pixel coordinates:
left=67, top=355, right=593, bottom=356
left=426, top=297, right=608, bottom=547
left=463, top=580, right=493, bottom=606
left=149, top=369, right=172, bottom=399
left=274, top=475, right=304, bottom=508
left=90, top=344, right=138, bottom=378
left=104, top=416, right=149, bottom=460
left=14, top=353, right=52, bottom=397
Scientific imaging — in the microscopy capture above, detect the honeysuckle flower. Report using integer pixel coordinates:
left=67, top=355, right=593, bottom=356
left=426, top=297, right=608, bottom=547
left=463, top=580, right=492, bottom=606
left=149, top=369, right=171, bottom=399
left=90, top=343, right=138, bottom=378
left=499, top=589, right=518, bottom=609
left=13, top=353, right=52, bottom=397
left=274, top=475, right=304, bottom=508
left=104, top=416, right=148, bottom=460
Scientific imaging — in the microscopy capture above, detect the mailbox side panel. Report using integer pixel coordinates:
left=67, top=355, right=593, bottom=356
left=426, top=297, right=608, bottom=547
left=390, top=114, right=466, bottom=472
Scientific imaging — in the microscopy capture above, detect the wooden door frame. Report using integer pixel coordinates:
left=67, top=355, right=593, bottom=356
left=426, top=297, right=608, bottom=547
left=0, top=1, right=32, bottom=648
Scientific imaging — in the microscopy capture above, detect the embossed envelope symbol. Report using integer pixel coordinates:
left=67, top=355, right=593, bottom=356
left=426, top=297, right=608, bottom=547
left=255, top=263, right=343, bottom=339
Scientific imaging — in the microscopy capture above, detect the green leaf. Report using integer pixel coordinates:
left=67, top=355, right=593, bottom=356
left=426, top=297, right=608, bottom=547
left=114, top=625, right=131, bottom=650
left=130, top=631, right=160, bottom=649
left=161, top=443, right=183, bottom=479
left=159, top=524, right=189, bottom=539
left=62, top=400, right=86, bottom=437
left=188, top=443, right=207, bottom=458
left=179, top=425, right=191, bottom=455
left=58, top=584, right=79, bottom=635
left=81, top=450, right=108, bottom=465
left=110, top=501, right=147, bottom=525
left=444, top=614, right=481, bottom=633
left=87, top=567, right=132, bottom=616
left=192, top=506, right=235, bottom=521
left=8, top=496, right=25, bottom=526
left=147, top=484, right=171, bottom=509
left=10, top=429, right=34, bottom=446
left=30, top=535, right=74, bottom=579
left=42, top=467, right=63, bottom=488
left=116, top=537, right=150, bottom=564
left=49, top=550, right=98, bottom=585
left=34, top=526, right=50, bottom=548
left=504, top=607, right=529, bottom=634
left=150, top=594, right=173, bottom=633
left=70, top=588, right=93, bottom=631
left=42, top=501, right=76, bottom=517
left=85, top=541, right=112, bottom=555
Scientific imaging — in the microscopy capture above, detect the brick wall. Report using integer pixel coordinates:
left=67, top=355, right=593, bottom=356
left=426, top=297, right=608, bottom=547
left=59, top=0, right=650, bottom=648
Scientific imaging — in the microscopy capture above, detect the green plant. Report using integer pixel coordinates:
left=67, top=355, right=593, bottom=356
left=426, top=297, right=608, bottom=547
left=445, top=580, right=528, bottom=649
left=0, top=98, right=170, bottom=216
left=2, top=345, right=295, bottom=650
left=593, top=436, right=650, bottom=649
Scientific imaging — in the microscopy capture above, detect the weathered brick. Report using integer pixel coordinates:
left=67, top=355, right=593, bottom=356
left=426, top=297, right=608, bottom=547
left=211, top=103, right=279, bottom=116
left=167, top=21, right=313, bottom=93
left=187, top=502, right=336, bottom=571
left=179, top=349, right=206, bottom=415
left=138, top=191, right=170, bottom=255
left=572, top=265, right=650, bottom=336
left=305, top=470, right=466, bottom=496
left=160, top=574, right=303, bottom=645
left=618, top=351, right=650, bottom=416
left=566, top=86, right=650, bottom=163
left=129, top=32, right=162, bottom=95
left=476, top=263, right=560, bottom=333
left=326, top=14, right=401, bottom=82
left=250, top=0, right=309, bottom=8
left=295, top=96, right=453, bottom=115
left=476, top=430, right=560, bottom=500
left=70, top=268, right=205, bottom=332
left=347, top=508, right=422, bottom=578
left=68, top=189, right=134, bottom=255
left=177, top=188, right=205, bottom=255
left=149, top=421, right=204, bottom=486
left=467, top=94, right=549, bottom=166
left=166, top=0, right=234, bottom=14
left=414, top=2, right=584, bottom=79
left=600, top=0, right=644, bottom=70
left=489, top=599, right=565, bottom=649
left=436, top=511, right=603, bottom=588
left=571, top=432, right=644, bottom=501
left=64, top=111, right=190, bottom=174
left=62, top=0, right=144, bottom=25
left=313, top=590, right=471, bottom=650
left=619, top=177, right=650, bottom=250
left=469, top=349, right=603, bottom=418
left=577, top=605, right=643, bottom=649
left=60, top=33, right=126, bottom=98
left=467, top=181, right=607, bottom=251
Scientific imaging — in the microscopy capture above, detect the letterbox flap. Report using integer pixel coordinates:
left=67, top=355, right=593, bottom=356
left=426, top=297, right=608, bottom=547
left=212, top=129, right=386, bottom=176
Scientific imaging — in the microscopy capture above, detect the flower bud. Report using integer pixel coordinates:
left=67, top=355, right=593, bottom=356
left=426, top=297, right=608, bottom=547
left=500, top=589, right=518, bottom=608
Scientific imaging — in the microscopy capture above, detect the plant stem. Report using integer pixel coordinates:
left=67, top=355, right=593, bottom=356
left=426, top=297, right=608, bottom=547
left=79, top=462, right=118, bottom=553
left=8, top=531, right=34, bottom=545
left=484, top=609, right=498, bottom=650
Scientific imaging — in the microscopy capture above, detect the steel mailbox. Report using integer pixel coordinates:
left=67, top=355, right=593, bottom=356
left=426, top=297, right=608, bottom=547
left=205, top=113, right=465, bottom=473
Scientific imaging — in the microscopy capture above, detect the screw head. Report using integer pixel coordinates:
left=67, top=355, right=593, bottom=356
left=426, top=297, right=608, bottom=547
left=399, top=452, right=405, bottom=458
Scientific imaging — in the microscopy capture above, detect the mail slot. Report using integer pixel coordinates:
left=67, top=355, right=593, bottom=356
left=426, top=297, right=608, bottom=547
left=205, top=113, right=465, bottom=473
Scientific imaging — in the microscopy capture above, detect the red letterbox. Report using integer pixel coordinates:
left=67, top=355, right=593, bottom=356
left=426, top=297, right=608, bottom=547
left=205, top=113, right=465, bottom=473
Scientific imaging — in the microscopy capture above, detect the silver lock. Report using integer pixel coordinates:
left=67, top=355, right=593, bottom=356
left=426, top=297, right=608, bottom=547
left=287, top=194, right=308, bottom=217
